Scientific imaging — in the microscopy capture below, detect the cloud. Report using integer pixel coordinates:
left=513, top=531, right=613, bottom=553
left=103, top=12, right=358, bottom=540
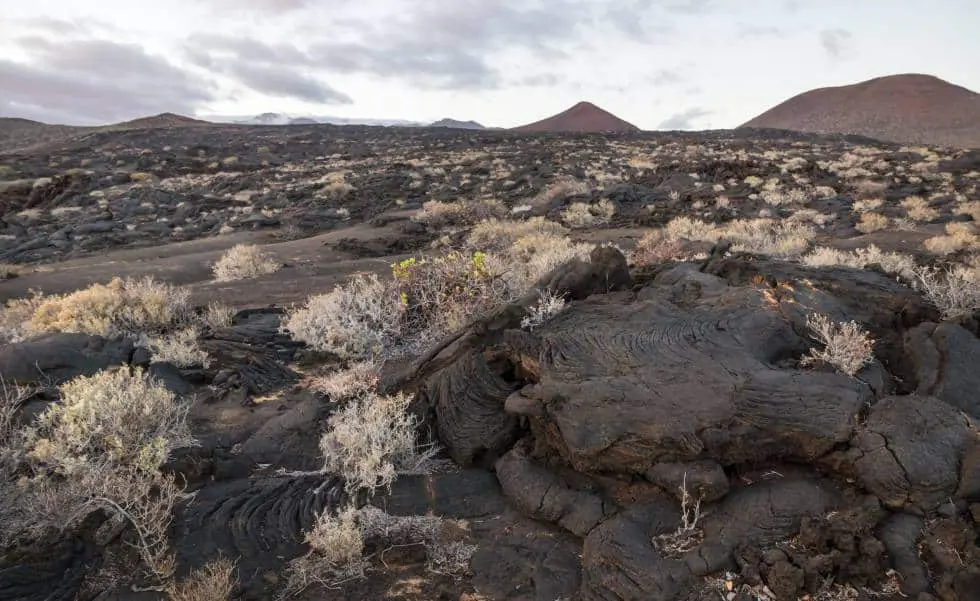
left=737, top=24, right=787, bottom=38
left=605, top=2, right=675, bottom=40
left=649, top=69, right=685, bottom=86
left=185, top=35, right=353, bottom=103
left=820, top=28, right=854, bottom=59
left=667, top=0, right=713, bottom=14
left=225, top=63, right=352, bottom=103
left=0, top=39, right=215, bottom=125
left=205, top=0, right=313, bottom=12
left=657, top=107, right=711, bottom=130
left=517, top=73, right=562, bottom=87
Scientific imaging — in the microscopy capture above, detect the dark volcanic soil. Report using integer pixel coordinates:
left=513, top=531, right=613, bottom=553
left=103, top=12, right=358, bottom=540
left=1, top=123, right=980, bottom=601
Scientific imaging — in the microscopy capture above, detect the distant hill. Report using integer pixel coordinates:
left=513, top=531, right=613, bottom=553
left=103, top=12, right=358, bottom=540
left=110, top=112, right=211, bottom=129
left=429, top=118, right=485, bottom=130
left=0, top=112, right=210, bottom=154
left=740, top=73, right=980, bottom=148
left=512, top=101, right=640, bottom=133
left=214, top=113, right=423, bottom=127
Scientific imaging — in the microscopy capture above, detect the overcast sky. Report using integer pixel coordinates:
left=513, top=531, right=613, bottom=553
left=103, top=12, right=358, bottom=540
left=1, top=0, right=977, bottom=129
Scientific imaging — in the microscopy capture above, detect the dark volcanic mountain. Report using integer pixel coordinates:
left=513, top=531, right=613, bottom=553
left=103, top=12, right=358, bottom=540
left=741, top=73, right=980, bottom=148
left=512, top=101, right=640, bottom=133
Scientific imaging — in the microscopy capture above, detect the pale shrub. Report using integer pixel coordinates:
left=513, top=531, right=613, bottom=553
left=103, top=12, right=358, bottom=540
left=282, top=273, right=402, bottom=360
left=313, top=361, right=379, bottom=402
left=663, top=217, right=814, bottom=258
left=901, top=195, right=939, bottom=222
left=148, top=327, right=210, bottom=368
left=464, top=216, right=568, bottom=253
left=521, top=290, right=567, bottom=331
left=724, top=219, right=815, bottom=258
left=802, top=313, right=875, bottom=376
left=320, top=389, right=437, bottom=494
left=787, top=209, right=835, bottom=226
left=855, top=212, right=889, bottom=233
left=561, top=198, right=615, bottom=228
left=27, top=368, right=196, bottom=476
left=912, top=264, right=980, bottom=319
left=923, top=222, right=978, bottom=255
left=392, top=251, right=515, bottom=342
left=24, top=277, right=191, bottom=339
left=414, top=198, right=507, bottom=228
left=285, top=505, right=475, bottom=596
left=665, top=216, right=718, bottom=242
left=802, top=245, right=917, bottom=280
left=283, top=506, right=367, bottom=595
left=17, top=368, right=196, bottom=579
left=852, top=198, right=883, bottom=212
left=0, top=292, right=45, bottom=344
left=200, top=302, right=236, bottom=330
left=954, top=200, right=980, bottom=222
left=0, top=263, right=21, bottom=280
left=633, top=229, right=687, bottom=266
left=531, top=176, right=592, bottom=207
left=494, top=233, right=594, bottom=291
left=212, top=244, right=280, bottom=281
left=168, top=557, right=237, bottom=601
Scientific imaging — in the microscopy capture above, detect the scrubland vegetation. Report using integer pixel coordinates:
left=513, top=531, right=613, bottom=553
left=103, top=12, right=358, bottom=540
left=2, top=131, right=980, bottom=600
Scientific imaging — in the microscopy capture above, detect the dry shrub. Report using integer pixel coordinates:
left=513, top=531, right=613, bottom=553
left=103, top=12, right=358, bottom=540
left=760, top=187, right=808, bottom=206
left=924, top=222, right=979, bottom=255
left=168, top=557, right=237, bottom=601
left=901, top=195, right=939, bottom=222
left=313, top=361, right=379, bottom=402
left=520, top=289, right=567, bottom=331
left=414, top=198, right=507, bottom=228
left=561, top=198, right=615, bottom=228
left=787, top=209, right=835, bottom=226
left=912, top=264, right=980, bottom=319
left=284, top=506, right=367, bottom=595
left=211, top=244, right=280, bottom=281
left=27, top=368, right=195, bottom=477
left=318, top=172, right=354, bottom=200
left=802, top=314, right=875, bottom=376
left=855, top=212, right=889, bottom=234
left=531, top=176, right=592, bottom=207
left=723, top=219, right=815, bottom=258
left=464, top=216, right=568, bottom=252
left=282, top=273, right=403, bottom=360
left=23, top=277, right=192, bottom=339
left=652, top=473, right=704, bottom=558
left=285, top=505, right=474, bottom=596
left=851, top=198, right=883, bottom=212
left=493, top=232, right=594, bottom=291
left=320, top=389, right=437, bottom=494
left=0, top=291, right=45, bottom=344
left=662, top=217, right=814, bottom=258
left=199, top=302, right=235, bottom=330
left=954, top=200, right=980, bottom=222
left=392, top=251, right=513, bottom=342
left=633, top=229, right=687, bottom=266
left=801, top=245, right=917, bottom=280
left=0, top=263, right=22, bottom=280
left=665, top=216, right=717, bottom=242
left=148, top=327, right=210, bottom=368
left=854, top=180, right=887, bottom=198
left=7, top=368, right=196, bottom=580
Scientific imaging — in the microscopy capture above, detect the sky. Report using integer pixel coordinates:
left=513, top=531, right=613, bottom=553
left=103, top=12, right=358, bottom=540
left=1, top=0, right=978, bottom=130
